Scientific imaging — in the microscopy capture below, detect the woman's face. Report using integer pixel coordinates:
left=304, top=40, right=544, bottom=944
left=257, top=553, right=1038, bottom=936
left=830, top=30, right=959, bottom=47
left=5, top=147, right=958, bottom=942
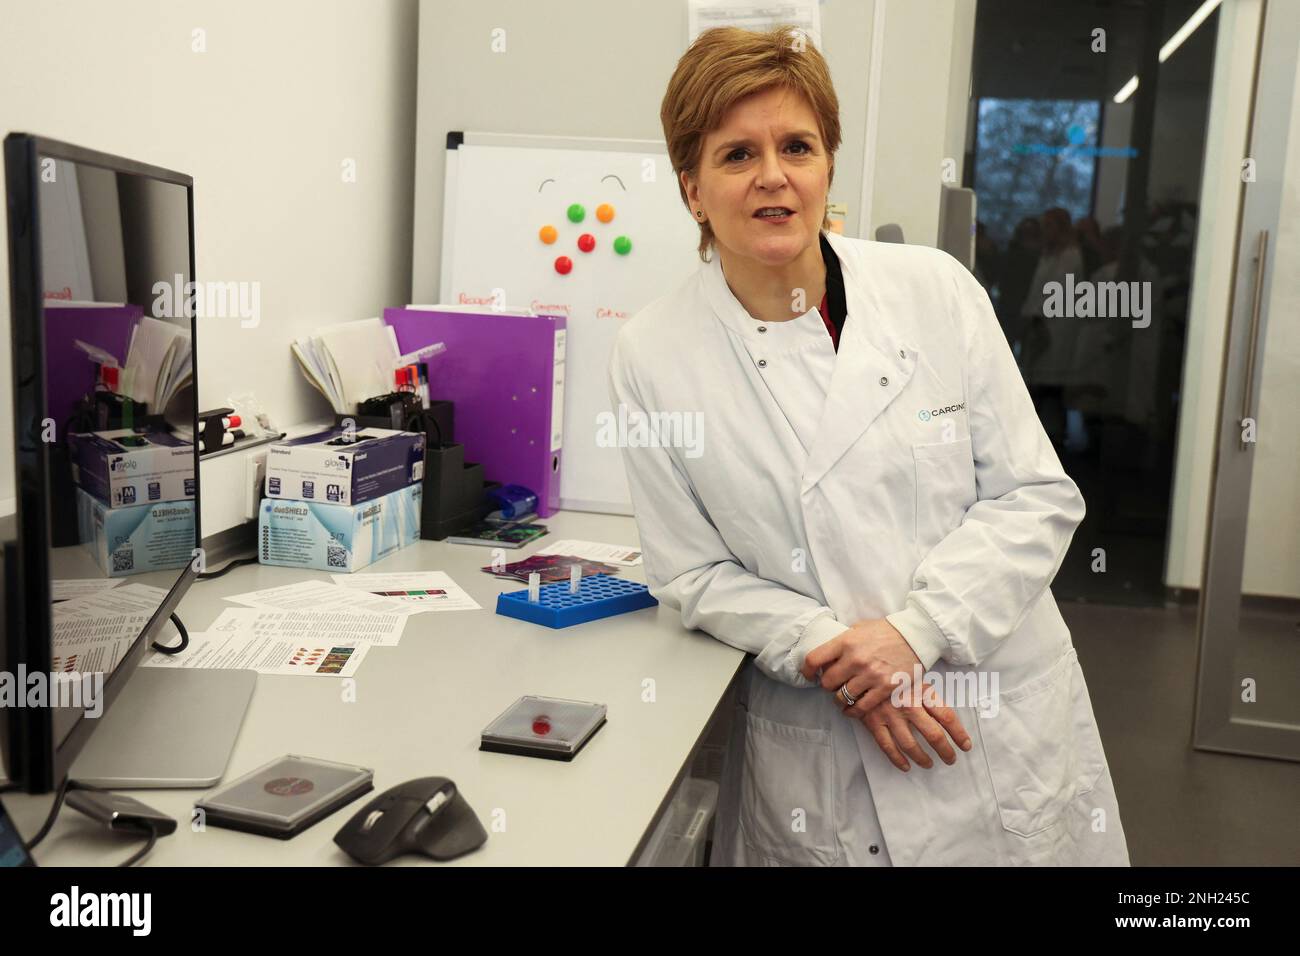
left=684, top=87, right=831, bottom=267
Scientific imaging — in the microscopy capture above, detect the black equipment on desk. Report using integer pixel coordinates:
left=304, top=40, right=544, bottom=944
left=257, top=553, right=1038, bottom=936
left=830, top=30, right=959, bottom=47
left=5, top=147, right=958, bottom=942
left=335, top=400, right=499, bottom=540
left=194, top=754, right=374, bottom=840
left=355, top=391, right=425, bottom=432
left=3, top=134, right=251, bottom=798
left=334, top=777, right=487, bottom=865
left=67, top=789, right=177, bottom=835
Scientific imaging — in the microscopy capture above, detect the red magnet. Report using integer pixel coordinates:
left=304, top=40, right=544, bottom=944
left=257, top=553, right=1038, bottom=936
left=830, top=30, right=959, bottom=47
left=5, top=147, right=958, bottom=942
left=554, top=256, right=573, bottom=275
left=577, top=233, right=595, bottom=253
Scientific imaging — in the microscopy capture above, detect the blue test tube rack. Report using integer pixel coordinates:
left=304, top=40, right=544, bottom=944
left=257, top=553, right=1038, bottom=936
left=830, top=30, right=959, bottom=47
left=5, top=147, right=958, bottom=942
left=495, top=574, right=658, bottom=629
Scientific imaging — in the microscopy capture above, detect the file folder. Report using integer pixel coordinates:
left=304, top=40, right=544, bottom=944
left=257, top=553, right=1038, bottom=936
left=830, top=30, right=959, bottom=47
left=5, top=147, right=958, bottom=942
left=383, top=307, right=565, bottom=517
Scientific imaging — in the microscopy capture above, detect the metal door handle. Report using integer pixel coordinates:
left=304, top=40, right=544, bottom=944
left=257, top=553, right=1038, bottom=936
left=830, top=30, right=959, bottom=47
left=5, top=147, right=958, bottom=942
left=1240, top=229, right=1268, bottom=449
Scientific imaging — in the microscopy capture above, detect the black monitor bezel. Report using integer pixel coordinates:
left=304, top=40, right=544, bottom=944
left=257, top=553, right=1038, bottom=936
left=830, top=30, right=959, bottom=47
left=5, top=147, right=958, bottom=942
left=3, top=133, right=202, bottom=794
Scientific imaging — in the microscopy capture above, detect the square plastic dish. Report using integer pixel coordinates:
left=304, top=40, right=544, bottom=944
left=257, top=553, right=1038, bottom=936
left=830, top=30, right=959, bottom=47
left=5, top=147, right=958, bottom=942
left=495, top=574, right=657, bottom=628
left=480, top=695, right=607, bottom=760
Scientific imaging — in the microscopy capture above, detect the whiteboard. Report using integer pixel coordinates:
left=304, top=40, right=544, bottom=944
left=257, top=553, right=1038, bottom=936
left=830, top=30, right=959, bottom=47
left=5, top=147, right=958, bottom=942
left=441, top=132, right=701, bottom=514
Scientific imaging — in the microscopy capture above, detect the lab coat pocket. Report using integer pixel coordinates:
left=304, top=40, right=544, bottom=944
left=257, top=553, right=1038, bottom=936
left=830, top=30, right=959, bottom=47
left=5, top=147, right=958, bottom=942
left=738, top=710, right=839, bottom=866
left=975, top=650, right=1107, bottom=838
left=912, top=437, right=976, bottom=552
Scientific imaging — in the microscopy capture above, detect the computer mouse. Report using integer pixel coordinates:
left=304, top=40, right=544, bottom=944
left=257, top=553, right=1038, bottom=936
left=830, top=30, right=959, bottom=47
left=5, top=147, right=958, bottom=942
left=333, top=777, right=487, bottom=865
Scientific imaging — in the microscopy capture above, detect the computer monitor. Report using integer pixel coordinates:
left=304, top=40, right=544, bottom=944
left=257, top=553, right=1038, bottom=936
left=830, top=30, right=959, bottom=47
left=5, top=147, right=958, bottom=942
left=2, top=134, right=201, bottom=794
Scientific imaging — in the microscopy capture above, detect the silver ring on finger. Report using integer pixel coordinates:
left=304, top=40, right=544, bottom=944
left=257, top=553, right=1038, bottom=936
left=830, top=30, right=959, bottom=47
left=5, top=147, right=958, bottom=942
left=837, top=683, right=858, bottom=707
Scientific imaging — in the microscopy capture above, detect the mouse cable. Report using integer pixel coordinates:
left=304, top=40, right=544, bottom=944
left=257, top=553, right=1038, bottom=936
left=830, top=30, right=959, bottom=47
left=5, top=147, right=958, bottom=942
left=197, top=554, right=259, bottom=582
left=22, top=776, right=78, bottom=851
left=117, top=825, right=160, bottom=867
left=21, top=779, right=110, bottom=852
left=151, top=612, right=189, bottom=655
left=20, top=779, right=160, bottom=866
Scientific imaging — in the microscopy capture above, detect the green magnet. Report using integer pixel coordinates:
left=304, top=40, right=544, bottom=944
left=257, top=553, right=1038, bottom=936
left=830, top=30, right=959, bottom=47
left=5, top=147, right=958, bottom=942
left=567, top=203, right=585, bottom=223
left=613, top=235, right=632, bottom=255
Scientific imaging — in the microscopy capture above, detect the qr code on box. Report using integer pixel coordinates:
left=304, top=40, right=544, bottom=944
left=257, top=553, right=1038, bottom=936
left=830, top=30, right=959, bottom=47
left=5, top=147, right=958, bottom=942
left=112, top=549, right=134, bottom=572
left=326, top=544, right=348, bottom=569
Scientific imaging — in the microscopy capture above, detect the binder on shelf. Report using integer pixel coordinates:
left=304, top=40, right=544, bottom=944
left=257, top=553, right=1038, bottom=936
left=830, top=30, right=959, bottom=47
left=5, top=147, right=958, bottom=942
left=382, top=307, right=565, bottom=518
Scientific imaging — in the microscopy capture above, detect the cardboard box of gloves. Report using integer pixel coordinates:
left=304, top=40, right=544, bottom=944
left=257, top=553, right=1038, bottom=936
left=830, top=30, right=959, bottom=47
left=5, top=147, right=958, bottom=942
left=258, top=427, right=425, bottom=572
left=67, top=429, right=197, bottom=577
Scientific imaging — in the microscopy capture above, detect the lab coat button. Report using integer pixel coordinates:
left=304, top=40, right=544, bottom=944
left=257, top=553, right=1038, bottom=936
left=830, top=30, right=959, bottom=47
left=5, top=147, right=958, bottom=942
left=879, top=376, right=889, bottom=386
left=757, top=326, right=768, bottom=333
left=758, top=359, right=768, bottom=368
left=898, top=349, right=906, bottom=358
left=869, top=844, right=880, bottom=855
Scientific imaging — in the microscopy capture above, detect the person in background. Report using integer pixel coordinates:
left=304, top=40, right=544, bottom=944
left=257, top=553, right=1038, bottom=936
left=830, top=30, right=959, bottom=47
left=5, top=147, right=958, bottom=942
left=1021, top=207, right=1085, bottom=446
left=995, top=215, right=1042, bottom=358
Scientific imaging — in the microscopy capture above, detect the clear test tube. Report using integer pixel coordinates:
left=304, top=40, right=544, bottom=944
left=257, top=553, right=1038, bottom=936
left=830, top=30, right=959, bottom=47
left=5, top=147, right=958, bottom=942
left=528, top=572, right=541, bottom=603
left=569, top=564, right=581, bottom=594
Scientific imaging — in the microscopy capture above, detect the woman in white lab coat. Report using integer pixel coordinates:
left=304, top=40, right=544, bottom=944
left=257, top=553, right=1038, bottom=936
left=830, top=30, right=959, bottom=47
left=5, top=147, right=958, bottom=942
left=608, top=27, right=1129, bottom=866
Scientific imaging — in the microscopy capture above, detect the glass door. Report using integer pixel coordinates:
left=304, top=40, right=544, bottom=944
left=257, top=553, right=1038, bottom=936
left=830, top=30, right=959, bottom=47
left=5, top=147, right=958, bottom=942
left=969, top=0, right=1223, bottom=605
left=1193, top=1, right=1300, bottom=761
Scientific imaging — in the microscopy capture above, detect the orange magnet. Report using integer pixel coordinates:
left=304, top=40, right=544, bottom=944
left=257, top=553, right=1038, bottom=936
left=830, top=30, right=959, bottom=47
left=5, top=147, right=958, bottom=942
left=596, top=203, right=615, bottom=223
left=538, top=224, right=558, bottom=244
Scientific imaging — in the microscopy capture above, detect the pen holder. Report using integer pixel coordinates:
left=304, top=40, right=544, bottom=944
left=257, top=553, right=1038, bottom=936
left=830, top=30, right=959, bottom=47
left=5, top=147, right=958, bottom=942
left=198, top=406, right=235, bottom=456
left=419, top=440, right=499, bottom=540
left=336, top=399, right=453, bottom=440
left=90, top=392, right=153, bottom=432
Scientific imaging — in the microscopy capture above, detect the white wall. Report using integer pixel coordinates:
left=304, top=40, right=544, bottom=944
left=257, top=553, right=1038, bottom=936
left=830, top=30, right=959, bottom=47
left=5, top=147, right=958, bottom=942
left=0, top=0, right=419, bottom=525
left=867, top=0, right=977, bottom=244
left=411, top=0, right=974, bottom=301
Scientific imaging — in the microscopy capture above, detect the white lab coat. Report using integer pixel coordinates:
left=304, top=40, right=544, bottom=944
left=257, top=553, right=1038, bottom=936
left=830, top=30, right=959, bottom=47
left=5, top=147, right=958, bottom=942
left=608, top=231, right=1129, bottom=866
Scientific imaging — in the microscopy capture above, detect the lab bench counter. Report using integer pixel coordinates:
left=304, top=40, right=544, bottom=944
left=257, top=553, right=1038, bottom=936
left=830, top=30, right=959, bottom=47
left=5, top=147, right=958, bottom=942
left=5, top=511, right=745, bottom=867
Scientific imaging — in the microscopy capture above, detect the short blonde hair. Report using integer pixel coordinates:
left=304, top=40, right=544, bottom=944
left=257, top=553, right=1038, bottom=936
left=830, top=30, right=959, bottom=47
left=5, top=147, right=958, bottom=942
left=660, top=27, right=841, bottom=261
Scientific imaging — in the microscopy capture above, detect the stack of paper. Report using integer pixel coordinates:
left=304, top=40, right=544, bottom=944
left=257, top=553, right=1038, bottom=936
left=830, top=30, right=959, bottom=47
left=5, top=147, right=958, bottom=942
left=292, top=318, right=401, bottom=413
left=123, top=316, right=193, bottom=410
left=51, top=583, right=172, bottom=674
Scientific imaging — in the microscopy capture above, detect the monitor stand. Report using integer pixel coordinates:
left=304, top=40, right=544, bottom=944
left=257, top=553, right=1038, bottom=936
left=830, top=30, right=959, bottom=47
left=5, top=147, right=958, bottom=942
left=69, top=668, right=256, bottom=789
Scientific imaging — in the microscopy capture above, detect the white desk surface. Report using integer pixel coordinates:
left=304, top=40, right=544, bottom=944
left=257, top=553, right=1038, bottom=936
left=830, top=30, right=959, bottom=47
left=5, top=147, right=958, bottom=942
left=5, top=511, right=744, bottom=866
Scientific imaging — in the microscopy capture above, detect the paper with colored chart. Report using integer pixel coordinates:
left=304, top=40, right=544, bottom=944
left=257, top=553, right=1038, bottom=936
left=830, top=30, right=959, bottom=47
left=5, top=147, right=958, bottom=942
left=50, top=612, right=149, bottom=674
left=330, top=571, right=482, bottom=611
left=141, top=628, right=370, bottom=678
left=225, top=578, right=429, bottom=617
left=201, top=606, right=407, bottom=647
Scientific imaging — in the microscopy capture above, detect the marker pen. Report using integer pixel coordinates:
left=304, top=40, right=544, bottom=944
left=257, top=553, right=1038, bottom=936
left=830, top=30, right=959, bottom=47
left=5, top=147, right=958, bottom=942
left=201, top=414, right=241, bottom=429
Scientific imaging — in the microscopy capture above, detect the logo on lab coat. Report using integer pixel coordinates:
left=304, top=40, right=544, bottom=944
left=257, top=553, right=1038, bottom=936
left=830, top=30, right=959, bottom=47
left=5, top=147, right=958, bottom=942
left=918, top=402, right=966, bottom=422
